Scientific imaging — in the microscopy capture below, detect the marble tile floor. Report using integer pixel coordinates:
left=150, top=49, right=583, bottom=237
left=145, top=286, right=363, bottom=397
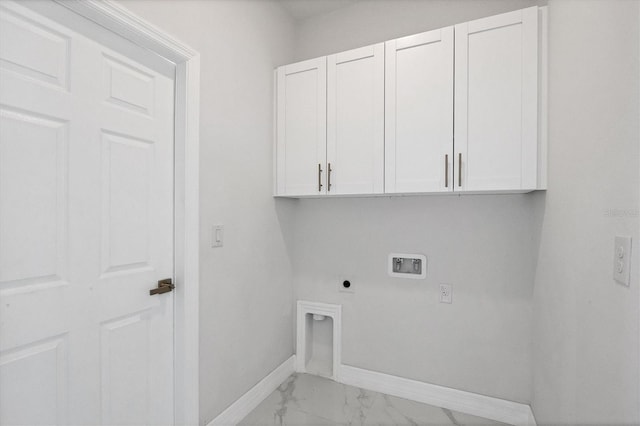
left=239, top=373, right=507, bottom=426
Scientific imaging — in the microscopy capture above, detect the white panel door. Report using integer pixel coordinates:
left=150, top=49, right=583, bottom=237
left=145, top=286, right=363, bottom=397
left=0, top=2, right=174, bottom=425
left=327, top=43, right=384, bottom=195
left=385, top=27, right=454, bottom=194
left=454, top=7, right=538, bottom=191
left=276, top=57, right=327, bottom=196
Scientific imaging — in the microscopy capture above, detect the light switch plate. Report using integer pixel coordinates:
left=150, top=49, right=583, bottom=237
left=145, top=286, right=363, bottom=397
left=613, top=235, right=632, bottom=286
left=212, top=225, right=224, bottom=248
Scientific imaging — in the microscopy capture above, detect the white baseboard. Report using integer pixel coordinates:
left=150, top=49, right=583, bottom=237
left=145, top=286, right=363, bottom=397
left=339, top=365, right=536, bottom=426
left=206, top=357, right=535, bottom=426
left=207, top=356, right=296, bottom=426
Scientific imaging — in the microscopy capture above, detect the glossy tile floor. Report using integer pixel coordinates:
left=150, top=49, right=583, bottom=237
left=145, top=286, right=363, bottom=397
left=239, top=373, right=506, bottom=426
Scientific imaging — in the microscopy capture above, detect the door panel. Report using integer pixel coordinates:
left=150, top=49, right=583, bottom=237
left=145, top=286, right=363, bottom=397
left=454, top=7, right=538, bottom=191
left=0, top=107, right=68, bottom=285
left=100, top=131, right=154, bottom=274
left=0, top=6, right=69, bottom=89
left=327, top=44, right=384, bottom=195
left=100, top=312, right=151, bottom=426
left=0, top=336, right=68, bottom=426
left=276, top=58, right=327, bottom=196
left=385, top=28, right=454, bottom=193
left=103, top=54, right=155, bottom=117
left=0, top=2, right=175, bottom=424
left=468, top=23, right=522, bottom=187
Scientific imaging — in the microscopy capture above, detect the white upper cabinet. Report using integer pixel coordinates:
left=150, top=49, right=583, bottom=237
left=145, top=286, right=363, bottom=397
left=276, top=57, right=327, bottom=196
left=454, top=6, right=539, bottom=191
left=274, top=6, right=546, bottom=197
left=385, top=27, right=454, bottom=193
left=327, top=43, right=385, bottom=195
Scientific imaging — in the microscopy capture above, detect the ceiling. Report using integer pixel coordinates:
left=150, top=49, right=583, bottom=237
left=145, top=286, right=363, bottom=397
left=279, top=0, right=358, bottom=20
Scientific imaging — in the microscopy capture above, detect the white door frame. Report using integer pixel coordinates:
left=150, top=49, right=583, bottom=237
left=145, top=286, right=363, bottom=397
left=48, top=1, right=201, bottom=424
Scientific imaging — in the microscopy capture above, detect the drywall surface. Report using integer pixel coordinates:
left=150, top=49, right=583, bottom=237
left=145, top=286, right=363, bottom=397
left=288, top=0, right=549, bottom=404
left=113, top=1, right=297, bottom=424
left=289, top=195, right=541, bottom=403
left=531, top=1, right=640, bottom=423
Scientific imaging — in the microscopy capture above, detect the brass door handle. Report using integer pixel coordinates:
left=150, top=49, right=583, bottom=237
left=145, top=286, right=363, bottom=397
left=150, top=278, right=174, bottom=295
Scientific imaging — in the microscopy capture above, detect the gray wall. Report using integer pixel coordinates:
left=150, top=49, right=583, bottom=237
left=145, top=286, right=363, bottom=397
left=289, top=0, right=548, bottom=405
left=532, top=1, right=640, bottom=423
left=287, top=195, right=541, bottom=403
left=112, top=1, right=297, bottom=424
left=293, top=0, right=546, bottom=61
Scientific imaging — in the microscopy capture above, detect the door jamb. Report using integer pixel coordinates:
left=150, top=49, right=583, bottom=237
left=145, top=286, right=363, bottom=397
left=51, top=1, right=201, bottom=424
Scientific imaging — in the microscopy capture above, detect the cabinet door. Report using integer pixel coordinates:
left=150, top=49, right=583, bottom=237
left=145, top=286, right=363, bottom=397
left=276, top=58, right=327, bottom=196
left=385, top=27, right=454, bottom=193
left=454, top=7, right=538, bottom=191
left=327, top=43, right=384, bottom=195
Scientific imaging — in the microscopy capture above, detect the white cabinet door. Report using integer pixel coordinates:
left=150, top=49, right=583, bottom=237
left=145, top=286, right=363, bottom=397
left=276, top=58, right=327, bottom=196
left=327, top=44, right=384, bottom=195
left=454, top=6, right=539, bottom=191
left=0, top=2, right=174, bottom=424
left=385, top=28, right=454, bottom=193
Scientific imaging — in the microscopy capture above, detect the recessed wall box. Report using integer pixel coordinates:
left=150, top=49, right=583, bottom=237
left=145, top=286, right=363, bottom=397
left=296, top=301, right=341, bottom=380
left=388, top=253, right=427, bottom=279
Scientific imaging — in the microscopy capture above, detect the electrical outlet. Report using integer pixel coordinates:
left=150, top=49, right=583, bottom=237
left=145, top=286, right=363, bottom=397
left=613, top=236, right=632, bottom=286
left=439, top=284, right=452, bottom=304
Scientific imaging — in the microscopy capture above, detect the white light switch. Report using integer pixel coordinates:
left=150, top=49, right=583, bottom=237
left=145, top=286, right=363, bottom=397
left=212, top=225, right=224, bottom=248
left=613, top=236, right=632, bottom=286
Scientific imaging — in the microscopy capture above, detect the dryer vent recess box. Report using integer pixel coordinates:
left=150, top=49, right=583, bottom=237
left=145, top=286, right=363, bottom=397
left=273, top=6, right=548, bottom=199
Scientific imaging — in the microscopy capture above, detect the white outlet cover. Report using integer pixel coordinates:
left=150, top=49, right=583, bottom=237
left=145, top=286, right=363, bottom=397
left=439, top=284, right=452, bottom=304
left=613, top=236, right=632, bottom=286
